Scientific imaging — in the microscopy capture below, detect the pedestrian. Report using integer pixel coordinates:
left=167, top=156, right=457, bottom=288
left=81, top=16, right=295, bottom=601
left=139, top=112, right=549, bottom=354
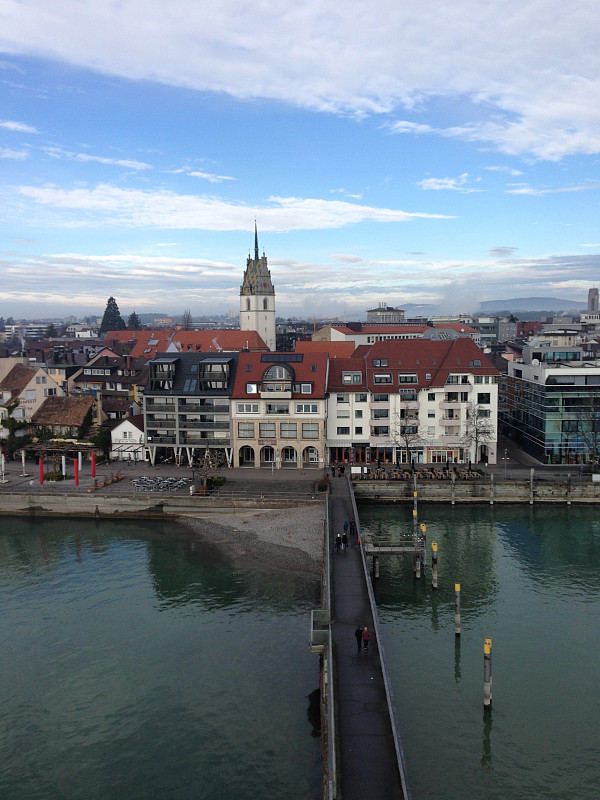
left=343, top=520, right=349, bottom=535
left=354, top=626, right=363, bottom=653
left=349, top=519, right=356, bottom=537
left=335, top=533, right=342, bottom=551
left=342, top=531, right=348, bottom=551
left=362, top=626, right=371, bottom=652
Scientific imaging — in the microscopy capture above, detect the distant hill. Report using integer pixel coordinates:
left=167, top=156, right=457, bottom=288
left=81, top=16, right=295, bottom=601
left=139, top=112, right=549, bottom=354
left=478, top=297, right=585, bottom=313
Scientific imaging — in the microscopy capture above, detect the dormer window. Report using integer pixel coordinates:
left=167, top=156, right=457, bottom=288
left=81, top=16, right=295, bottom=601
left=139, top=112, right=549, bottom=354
left=262, top=364, right=292, bottom=392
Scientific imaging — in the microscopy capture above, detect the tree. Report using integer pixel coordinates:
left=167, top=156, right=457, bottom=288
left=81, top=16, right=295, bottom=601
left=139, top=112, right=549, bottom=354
left=44, top=323, right=57, bottom=338
left=390, top=399, right=424, bottom=465
left=92, top=426, right=112, bottom=460
left=181, top=309, right=193, bottom=330
left=127, top=311, right=142, bottom=330
left=462, top=403, right=495, bottom=464
left=574, top=393, right=600, bottom=471
left=100, top=297, right=126, bottom=333
left=77, top=405, right=94, bottom=440
left=0, top=401, right=31, bottom=456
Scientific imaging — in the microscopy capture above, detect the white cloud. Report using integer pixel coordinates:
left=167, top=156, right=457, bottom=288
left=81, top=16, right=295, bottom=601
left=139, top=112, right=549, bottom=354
left=1, top=1, right=599, bottom=159
left=505, top=182, right=600, bottom=196
left=417, top=173, right=481, bottom=193
left=15, top=183, right=454, bottom=229
left=42, top=146, right=152, bottom=170
left=0, top=119, right=38, bottom=133
left=484, top=166, right=524, bottom=176
left=0, top=147, right=28, bottom=159
left=187, top=170, right=236, bottom=183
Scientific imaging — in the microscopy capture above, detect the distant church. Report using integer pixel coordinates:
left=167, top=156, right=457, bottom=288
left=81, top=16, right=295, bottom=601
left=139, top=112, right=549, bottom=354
left=239, top=224, right=276, bottom=351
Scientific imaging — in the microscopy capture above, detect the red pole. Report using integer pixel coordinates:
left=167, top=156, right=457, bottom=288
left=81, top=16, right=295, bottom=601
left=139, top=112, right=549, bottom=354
left=91, top=452, right=96, bottom=478
left=39, top=457, right=44, bottom=485
left=74, top=459, right=79, bottom=487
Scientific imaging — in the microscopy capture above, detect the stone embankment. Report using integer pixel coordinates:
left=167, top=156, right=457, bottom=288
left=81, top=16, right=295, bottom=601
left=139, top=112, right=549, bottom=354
left=353, top=477, right=600, bottom=503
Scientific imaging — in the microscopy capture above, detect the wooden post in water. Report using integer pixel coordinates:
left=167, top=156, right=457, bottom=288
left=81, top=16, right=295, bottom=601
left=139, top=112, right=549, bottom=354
left=566, top=473, right=571, bottom=506
left=451, top=470, right=456, bottom=505
left=373, top=554, right=379, bottom=580
left=489, top=473, right=494, bottom=505
left=454, top=583, right=461, bottom=636
left=431, top=541, right=438, bottom=589
left=483, top=637, right=493, bottom=707
left=529, top=467, right=534, bottom=505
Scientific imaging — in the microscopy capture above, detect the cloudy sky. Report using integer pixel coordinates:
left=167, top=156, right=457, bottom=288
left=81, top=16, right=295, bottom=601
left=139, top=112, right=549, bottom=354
left=1, top=0, right=599, bottom=320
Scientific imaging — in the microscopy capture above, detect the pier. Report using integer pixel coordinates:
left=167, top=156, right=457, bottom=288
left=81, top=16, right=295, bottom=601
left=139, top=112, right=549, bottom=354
left=312, top=475, right=411, bottom=799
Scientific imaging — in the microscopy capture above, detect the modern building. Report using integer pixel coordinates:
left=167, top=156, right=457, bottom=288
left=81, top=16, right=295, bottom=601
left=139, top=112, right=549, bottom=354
left=143, top=352, right=239, bottom=467
left=239, top=225, right=276, bottom=351
left=501, top=341, right=600, bottom=464
left=366, top=304, right=405, bottom=324
left=588, top=288, right=598, bottom=314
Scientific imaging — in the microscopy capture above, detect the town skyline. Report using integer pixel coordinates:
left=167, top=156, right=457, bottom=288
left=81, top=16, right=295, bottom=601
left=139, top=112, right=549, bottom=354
left=1, top=0, right=599, bottom=319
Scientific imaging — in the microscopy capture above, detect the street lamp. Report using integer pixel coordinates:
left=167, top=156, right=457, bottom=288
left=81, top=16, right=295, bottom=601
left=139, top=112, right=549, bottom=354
left=502, top=448, right=509, bottom=479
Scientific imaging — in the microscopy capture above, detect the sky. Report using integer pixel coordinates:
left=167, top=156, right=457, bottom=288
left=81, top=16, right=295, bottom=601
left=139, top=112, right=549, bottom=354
left=1, top=0, right=599, bottom=321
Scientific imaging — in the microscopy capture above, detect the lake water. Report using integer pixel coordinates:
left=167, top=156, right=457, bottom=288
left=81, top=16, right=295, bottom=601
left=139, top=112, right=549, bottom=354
left=0, top=517, right=321, bottom=800
left=358, top=503, right=600, bottom=800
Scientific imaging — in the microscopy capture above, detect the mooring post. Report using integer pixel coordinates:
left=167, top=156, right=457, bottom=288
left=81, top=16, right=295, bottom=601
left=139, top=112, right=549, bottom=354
left=431, top=541, right=438, bottom=589
left=490, top=473, right=494, bottom=505
left=373, top=554, right=379, bottom=580
left=454, top=583, right=461, bottom=636
left=451, top=470, right=456, bottom=505
left=414, top=552, right=421, bottom=579
left=483, top=637, right=493, bottom=707
left=566, top=473, right=571, bottom=506
left=529, top=467, right=534, bottom=505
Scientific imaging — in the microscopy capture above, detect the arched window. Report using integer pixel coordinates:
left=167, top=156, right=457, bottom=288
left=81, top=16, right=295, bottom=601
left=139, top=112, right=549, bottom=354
left=263, top=298, right=268, bottom=310
left=262, top=364, right=292, bottom=392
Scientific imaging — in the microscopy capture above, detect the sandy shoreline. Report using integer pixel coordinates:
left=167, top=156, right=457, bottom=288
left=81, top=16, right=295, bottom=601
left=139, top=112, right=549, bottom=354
left=177, top=504, right=325, bottom=575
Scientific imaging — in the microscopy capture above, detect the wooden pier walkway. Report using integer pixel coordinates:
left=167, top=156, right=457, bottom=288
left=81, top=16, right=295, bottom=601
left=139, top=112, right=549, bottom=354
left=326, top=476, right=411, bottom=800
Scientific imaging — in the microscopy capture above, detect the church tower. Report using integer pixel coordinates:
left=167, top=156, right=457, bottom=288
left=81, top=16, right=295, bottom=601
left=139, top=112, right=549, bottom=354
left=240, top=223, right=276, bottom=351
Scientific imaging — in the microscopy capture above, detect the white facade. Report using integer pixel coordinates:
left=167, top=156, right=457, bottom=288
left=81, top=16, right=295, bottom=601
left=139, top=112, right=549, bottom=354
left=110, top=418, right=146, bottom=461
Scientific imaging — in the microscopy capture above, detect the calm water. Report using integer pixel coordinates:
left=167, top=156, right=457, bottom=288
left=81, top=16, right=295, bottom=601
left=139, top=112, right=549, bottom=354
left=359, top=503, right=600, bottom=800
left=0, top=518, right=321, bottom=800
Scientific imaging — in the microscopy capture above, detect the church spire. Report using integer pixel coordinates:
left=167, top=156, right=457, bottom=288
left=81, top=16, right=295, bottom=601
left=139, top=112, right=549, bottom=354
left=254, top=220, right=259, bottom=261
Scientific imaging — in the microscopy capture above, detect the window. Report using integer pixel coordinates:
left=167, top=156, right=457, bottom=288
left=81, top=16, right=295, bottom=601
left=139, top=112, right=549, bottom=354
left=237, top=403, right=259, bottom=413
left=183, top=378, right=197, bottom=392
left=470, top=359, right=482, bottom=367
left=259, top=422, right=276, bottom=438
left=280, top=422, right=297, bottom=438
left=355, top=426, right=363, bottom=435
left=337, top=394, right=349, bottom=403
left=428, top=411, right=435, bottom=418
left=302, top=422, right=319, bottom=439
left=373, top=393, right=389, bottom=402
left=398, top=374, right=418, bottom=384
left=477, top=393, right=491, bottom=405
left=461, top=392, right=469, bottom=402
left=370, top=425, right=389, bottom=436
left=428, top=393, right=436, bottom=401
left=358, top=393, right=368, bottom=403
left=296, top=403, right=318, bottom=413
left=374, top=374, right=392, bottom=383
left=425, top=373, right=431, bottom=380
left=373, top=359, right=388, bottom=367
left=293, top=383, right=312, bottom=394
left=266, top=402, right=289, bottom=414
left=372, top=409, right=389, bottom=419
left=238, top=423, right=254, bottom=438
left=337, top=409, right=350, bottom=418
left=44, top=388, right=57, bottom=397
left=446, top=375, right=459, bottom=384
left=26, top=389, right=36, bottom=401
left=337, top=427, right=350, bottom=435
left=342, top=372, right=362, bottom=384
left=246, top=364, right=252, bottom=372
left=477, top=409, right=491, bottom=418
left=474, top=376, right=483, bottom=383
left=355, top=410, right=363, bottom=418
left=246, top=383, right=258, bottom=393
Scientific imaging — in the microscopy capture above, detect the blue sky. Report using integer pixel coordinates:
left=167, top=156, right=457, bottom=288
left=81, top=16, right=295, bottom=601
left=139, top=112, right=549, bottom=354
left=1, top=0, right=599, bottom=320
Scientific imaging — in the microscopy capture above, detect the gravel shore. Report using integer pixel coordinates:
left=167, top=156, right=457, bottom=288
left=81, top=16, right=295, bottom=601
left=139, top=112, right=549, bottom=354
left=178, top=504, right=325, bottom=575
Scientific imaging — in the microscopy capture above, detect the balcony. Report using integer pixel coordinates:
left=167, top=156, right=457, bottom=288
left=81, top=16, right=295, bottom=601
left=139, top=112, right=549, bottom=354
left=179, top=420, right=231, bottom=431
left=146, top=435, right=176, bottom=445
left=147, top=417, right=176, bottom=428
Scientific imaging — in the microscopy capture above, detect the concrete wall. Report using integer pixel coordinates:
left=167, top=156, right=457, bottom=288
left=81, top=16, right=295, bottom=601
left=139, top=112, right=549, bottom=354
left=353, top=478, right=600, bottom=504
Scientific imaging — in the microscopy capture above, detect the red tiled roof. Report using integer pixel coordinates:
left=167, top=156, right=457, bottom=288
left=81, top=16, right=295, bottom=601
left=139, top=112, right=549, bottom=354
left=232, top=352, right=329, bottom=398
left=0, top=365, right=38, bottom=401
left=103, top=329, right=268, bottom=358
left=295, top=341, right=356, bottom=358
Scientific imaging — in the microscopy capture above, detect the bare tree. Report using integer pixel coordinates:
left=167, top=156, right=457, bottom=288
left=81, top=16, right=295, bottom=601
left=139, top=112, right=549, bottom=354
left=390, top=401, right=424, bottom=465
left=574, top=393, right=600, bottom=471
left=181, top=309, right=193, bottom=331
left=462, top=403, right=495, bottom=464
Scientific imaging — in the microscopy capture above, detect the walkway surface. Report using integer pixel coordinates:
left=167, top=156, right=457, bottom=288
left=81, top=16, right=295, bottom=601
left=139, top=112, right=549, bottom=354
left=328, top=475, right=406, bottom=800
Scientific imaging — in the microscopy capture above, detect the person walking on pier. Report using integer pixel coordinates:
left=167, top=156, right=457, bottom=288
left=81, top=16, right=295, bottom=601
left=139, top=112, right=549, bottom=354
left=362, top=626, right=371, bottom=652
left=342, top=531, right=348, bottom=551
left=349, top=519, right=356, bottom=537
left=335, top=532, right=342, bottom=551
left=354, top=626, right=363, bottom=653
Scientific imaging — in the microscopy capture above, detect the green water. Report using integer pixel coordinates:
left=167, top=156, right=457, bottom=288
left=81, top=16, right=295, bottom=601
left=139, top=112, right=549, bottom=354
left=358, top=504, right=600, bottom=800
left=0, top=518, right=321, bottom=800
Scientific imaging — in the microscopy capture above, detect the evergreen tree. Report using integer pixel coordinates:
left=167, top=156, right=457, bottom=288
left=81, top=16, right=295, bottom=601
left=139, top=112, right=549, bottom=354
left=45, top=323, right=57, bottom=338
left=100, top=297, right=126, bottom=333
left=127, top=311, right=142, bottom=330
